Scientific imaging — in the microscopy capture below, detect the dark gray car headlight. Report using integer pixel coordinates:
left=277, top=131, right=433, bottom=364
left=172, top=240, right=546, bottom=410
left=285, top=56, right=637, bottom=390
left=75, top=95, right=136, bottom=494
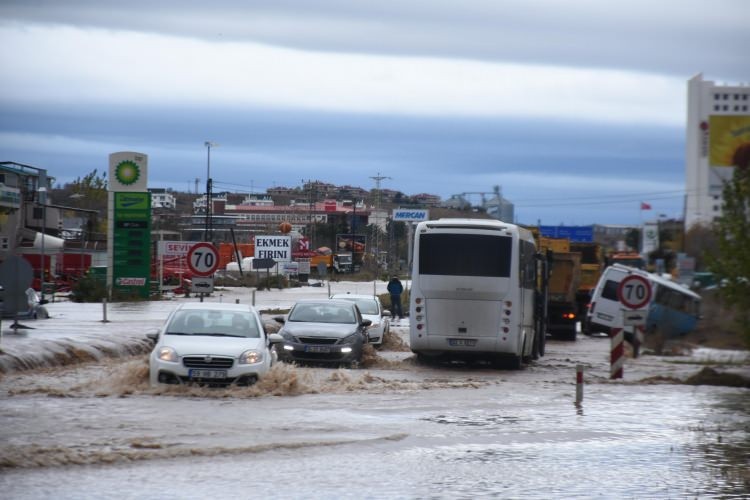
left=280, top=330, right=297, bottom=342
left=340, top=332, right=361, bottom=345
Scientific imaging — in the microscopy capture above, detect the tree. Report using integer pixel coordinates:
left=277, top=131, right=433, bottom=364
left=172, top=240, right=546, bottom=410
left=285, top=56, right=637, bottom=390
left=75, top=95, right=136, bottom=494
left=707, top=144, right=750, bottom=345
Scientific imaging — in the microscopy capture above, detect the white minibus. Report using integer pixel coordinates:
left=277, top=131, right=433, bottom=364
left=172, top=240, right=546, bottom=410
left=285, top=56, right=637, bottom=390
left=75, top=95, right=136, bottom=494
left=409, top=218, right=546, bottom=368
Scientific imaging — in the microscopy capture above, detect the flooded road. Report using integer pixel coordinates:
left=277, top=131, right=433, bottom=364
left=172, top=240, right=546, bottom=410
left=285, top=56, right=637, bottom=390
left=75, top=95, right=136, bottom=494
left=1, top=285, right=749, bottom=498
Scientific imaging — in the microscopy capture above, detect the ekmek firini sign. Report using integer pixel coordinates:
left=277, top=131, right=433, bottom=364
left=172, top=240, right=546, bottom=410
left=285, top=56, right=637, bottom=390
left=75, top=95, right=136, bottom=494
left=254, top=235, right=292, bottom=262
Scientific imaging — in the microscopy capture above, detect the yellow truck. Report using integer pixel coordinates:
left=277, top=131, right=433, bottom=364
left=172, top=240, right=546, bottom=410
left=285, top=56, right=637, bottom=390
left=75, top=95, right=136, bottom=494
left=538, top=237, right=581, bottom=341
left=535, top=236, right=604, bottom=341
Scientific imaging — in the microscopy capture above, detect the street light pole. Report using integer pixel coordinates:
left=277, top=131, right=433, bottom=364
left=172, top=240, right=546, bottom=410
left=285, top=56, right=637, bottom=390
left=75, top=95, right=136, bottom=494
left=38, top=187, right=47, bottom=303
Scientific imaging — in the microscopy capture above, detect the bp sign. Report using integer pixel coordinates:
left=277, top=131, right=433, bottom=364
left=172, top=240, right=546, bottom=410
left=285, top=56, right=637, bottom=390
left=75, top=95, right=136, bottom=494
left=108, top=152, right=151, bottom=299
left=111, top=191, right=151, bottom=298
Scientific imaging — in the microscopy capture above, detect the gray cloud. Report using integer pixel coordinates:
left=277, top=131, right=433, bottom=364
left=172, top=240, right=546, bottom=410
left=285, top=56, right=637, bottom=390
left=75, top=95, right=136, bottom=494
left=1, top=0, right=747, bottom=80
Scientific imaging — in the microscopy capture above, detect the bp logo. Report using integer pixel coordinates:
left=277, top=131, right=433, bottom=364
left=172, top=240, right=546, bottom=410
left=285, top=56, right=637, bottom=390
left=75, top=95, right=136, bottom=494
left=114, top=160, right=141, bottom=186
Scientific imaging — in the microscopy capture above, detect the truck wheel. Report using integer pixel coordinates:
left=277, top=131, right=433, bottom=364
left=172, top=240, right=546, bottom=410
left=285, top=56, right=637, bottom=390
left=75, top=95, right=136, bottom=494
left=564, top=327, right=577, bottom=341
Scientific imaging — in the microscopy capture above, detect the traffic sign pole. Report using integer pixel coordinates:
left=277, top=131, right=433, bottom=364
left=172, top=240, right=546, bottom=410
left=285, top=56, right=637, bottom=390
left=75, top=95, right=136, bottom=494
left=615, top=274, right=653, bottom=364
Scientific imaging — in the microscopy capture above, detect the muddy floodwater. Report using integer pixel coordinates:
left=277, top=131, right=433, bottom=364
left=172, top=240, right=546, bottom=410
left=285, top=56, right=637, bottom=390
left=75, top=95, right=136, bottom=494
left=1, top=285, right=749, bottom=499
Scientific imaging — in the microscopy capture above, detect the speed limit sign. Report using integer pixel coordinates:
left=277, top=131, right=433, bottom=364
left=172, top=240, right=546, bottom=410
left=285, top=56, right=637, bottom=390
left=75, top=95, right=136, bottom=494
left=617, top=274, right=652, bottom=309
left=187, top=242, right=219, bottom=277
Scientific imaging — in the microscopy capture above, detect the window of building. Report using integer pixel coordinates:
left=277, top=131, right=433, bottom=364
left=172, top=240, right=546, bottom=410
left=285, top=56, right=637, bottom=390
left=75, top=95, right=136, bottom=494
left=714, top=93, right=720, bottom=100
left=734, top=94, right=740, bottom=100
left=723, top=94, right=729, bottom=99
left=723, top=105, right=728, bottom=111
left=735, top=106, right=740, bottom=111
left=713, top=205, right=720, bottom=212
left=714, top=105, right=720, bottom=111
left=743, top=105, right=748, bottom=112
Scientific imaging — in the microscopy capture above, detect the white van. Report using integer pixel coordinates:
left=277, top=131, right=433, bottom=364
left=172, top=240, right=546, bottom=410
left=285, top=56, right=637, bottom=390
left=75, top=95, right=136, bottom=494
left=584, top=263, right=701, bottom=338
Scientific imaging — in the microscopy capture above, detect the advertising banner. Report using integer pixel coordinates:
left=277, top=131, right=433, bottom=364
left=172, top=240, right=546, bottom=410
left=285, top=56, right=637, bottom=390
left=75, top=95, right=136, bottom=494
left=336, top=234, right=366, bottom=253
left=708, top=115, right=750, bottom=190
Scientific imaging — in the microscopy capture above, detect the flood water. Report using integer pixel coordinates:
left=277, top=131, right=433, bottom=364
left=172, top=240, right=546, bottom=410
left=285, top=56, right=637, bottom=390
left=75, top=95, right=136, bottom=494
left=1, top=286, right=749, bottom=498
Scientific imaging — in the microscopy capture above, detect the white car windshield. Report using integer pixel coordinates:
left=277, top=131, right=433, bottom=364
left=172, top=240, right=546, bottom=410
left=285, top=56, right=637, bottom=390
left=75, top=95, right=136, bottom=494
left=341, top=298, right=378, bottom=315
left=288, top=303, right=356, bottom=324
left=166, top=310, right=260, bottom=337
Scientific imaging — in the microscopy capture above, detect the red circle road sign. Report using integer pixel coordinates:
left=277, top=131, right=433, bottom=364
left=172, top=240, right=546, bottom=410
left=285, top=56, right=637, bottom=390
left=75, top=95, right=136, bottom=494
left=187, top=242, right=219, bottom=277
left=617, top=274, right=652, bottom=309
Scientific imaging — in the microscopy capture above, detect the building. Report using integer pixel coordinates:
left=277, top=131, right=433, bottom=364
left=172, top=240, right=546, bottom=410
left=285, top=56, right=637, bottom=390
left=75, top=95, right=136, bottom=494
left=149, top=188, right=177, bottom=209
left=685, top=74, right=750, bottom=228
left=0, top=162, right=62, bottom=260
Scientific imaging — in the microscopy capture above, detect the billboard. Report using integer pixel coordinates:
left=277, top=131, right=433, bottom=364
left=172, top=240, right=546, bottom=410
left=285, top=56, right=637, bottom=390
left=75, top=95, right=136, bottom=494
left=538, top=225, right=594, bottom=242
left=708, top=115, right=750, bottom=190
left=336, top=234, right=366, bottom=253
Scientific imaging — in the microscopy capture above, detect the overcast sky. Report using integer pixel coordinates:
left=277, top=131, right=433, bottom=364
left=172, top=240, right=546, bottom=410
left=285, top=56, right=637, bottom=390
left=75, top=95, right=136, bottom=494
left=1, top=0, right=748, bottom=225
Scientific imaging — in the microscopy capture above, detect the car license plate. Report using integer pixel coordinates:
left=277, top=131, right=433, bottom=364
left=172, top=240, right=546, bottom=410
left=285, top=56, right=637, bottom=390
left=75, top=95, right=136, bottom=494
left=305, top=345, right=331, bottom=353
left=448, top=338, right=477, bottom=347
left=189, top=369, right=227, bottom=379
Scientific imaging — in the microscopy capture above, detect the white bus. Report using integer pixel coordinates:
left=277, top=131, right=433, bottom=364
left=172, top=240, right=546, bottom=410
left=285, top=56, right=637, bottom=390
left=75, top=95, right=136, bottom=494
left=409, top=218, right=547, bottom=368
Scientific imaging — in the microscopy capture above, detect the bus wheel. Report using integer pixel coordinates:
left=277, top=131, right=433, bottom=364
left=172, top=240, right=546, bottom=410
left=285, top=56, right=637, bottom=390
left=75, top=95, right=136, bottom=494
left=415, top=353, right=438, bottom=366
left=493, top=354, right=522, bottom=370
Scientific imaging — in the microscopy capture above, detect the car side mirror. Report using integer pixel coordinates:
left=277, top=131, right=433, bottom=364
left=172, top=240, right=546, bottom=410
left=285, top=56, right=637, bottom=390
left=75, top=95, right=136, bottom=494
left=274, top=316, right=286, bottom=324
left=267, top=333, right=284, bottom=345
left=382, top=310, right=392, bottom=317
left=146, top=330, right=159, bottom=344
left=361, top=318, right=372, bottom=327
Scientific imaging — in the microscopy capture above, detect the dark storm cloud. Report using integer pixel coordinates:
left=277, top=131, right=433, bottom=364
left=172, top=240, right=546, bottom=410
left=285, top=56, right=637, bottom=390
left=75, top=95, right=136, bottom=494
left=1, top=0, right=747, bottom=80
left=0, top=101, right=684, bottom=224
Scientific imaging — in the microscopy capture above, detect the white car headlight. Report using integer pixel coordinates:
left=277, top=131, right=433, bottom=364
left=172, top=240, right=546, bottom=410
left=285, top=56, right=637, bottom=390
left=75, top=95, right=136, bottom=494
left=157, top=346, right=178, bottom=362
left=240, top=349, right=263, bottom=365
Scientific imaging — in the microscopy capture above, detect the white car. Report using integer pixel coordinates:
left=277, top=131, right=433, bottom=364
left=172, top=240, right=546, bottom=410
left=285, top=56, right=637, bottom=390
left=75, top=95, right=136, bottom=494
left=148, top=302, right=283, bottom=387
left=330, top=293, right=390, bottom=345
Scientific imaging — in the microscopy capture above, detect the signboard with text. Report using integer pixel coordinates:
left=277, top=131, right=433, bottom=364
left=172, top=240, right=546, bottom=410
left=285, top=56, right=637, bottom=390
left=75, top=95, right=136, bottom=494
left=254, top=235, right=291, bottom=262
left=392, top=209, right=429, bottom=222
left=112, top=191, right=151, bottom=298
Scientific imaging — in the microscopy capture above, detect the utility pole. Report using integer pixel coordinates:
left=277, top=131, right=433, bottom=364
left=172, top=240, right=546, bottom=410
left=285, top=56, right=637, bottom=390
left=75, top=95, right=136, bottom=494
left=204, top=141, right=218, bottom=243
left=370, top=173, right=391, bottom=269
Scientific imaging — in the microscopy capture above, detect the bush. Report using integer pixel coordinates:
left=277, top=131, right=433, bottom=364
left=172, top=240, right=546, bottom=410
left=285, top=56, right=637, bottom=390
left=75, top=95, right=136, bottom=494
left=70, top=275, right=108, bottom=303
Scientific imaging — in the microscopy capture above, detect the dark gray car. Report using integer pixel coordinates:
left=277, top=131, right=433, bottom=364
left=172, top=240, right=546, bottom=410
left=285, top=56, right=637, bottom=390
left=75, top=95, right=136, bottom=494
left=275, top=299, right=372, bottom=367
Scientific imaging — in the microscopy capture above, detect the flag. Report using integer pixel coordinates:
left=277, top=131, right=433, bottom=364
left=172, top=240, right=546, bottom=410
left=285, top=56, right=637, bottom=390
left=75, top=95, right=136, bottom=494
left=640, top=202, right=652, bottom=210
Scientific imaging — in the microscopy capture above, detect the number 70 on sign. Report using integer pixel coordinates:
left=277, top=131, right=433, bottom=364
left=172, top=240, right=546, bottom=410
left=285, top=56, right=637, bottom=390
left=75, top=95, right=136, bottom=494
left=187, top=242, right=220, bottom=276
left=616, top=274, right=652, bottom=310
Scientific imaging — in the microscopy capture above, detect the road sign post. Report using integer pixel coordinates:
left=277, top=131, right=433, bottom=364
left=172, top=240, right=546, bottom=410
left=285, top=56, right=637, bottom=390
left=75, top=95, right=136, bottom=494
left=187, top=242, right=219, bottom=298
left=615, top=274, right=653, bottom=365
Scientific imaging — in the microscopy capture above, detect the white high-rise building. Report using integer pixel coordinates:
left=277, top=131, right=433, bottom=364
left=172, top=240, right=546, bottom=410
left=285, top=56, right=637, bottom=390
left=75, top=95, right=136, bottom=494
left=685, top=74, right=750, bottom=228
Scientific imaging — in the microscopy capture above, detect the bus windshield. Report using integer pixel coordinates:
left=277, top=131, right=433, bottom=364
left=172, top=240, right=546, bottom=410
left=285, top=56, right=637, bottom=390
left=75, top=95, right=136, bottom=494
left=418, top=233, right=512, bottom=277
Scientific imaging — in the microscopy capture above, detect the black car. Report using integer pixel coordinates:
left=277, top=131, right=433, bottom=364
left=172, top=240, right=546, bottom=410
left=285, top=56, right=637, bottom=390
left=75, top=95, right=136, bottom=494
left=275, top=299, right=372, bottom=367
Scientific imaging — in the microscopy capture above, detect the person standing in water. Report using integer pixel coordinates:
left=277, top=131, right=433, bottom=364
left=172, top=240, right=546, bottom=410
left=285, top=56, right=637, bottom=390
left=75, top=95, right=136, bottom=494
left=387, top=276, right=404, bottom=320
